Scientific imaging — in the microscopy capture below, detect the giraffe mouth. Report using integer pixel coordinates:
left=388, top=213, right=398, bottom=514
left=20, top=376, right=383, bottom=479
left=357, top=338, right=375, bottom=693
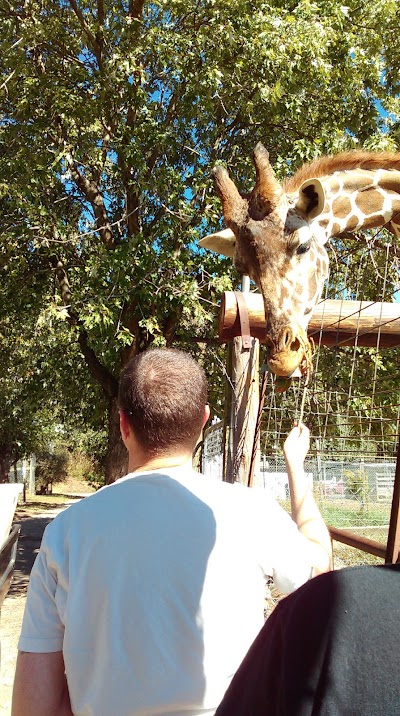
left=266, top=330, right=313, bottom=377
left=267, top=349, right=304, bottom=377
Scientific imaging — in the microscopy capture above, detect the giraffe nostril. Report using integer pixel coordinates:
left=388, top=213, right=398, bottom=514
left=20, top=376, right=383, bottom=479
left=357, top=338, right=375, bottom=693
left=282, top=329, right=291, bottom=348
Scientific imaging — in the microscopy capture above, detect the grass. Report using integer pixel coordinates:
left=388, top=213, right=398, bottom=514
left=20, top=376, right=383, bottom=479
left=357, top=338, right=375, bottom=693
left=317, top=500, right=390, bottom=567
left=15, top=493, right=84, bottom=516
left=319, top=501, right=390, bottom=528
left=333, top=539, right=385, bottom=568
left=279, top=496, right=390, bottom=529
left=276, top=497, right=391, bottom=569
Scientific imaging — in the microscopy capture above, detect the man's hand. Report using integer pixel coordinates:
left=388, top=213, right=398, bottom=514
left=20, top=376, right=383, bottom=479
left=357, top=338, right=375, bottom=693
left=284, top=424, right=310, bottom=469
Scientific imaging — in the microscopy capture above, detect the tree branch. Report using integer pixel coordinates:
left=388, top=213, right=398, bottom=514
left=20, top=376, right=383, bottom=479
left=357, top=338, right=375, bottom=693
left=144, top=85, right=186, bottom=180
left=53, top=260, right=72, bottom=306
left=64, top=151, right=115, bottom=248
left=51, top=256, right=117, bottom=398
left=78, top=332, right=118, bottom=398
left=68, top=0, right=102, bottom=67
left=128, top=0, right=145, bottom=20
left=163, top=312, right=180, bottom=346
left=117, top=154, right=141, bottom=236
left=97, top=0, right=104, bottom=26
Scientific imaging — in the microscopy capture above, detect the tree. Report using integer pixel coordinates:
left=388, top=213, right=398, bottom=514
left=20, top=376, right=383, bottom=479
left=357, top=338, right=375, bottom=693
left=0, top=295, right=107, bottom=482
left=35, top=448, right=69, bottom=494
left=0, top=0, right=399, bottom=482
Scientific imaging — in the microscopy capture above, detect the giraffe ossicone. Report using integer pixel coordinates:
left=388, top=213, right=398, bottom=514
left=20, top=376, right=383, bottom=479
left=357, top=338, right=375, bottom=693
left=200, top=143, right=400, bottom=377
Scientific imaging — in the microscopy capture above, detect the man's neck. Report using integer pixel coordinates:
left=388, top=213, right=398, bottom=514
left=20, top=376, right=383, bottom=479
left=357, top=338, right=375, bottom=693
left=128, top=452, right=192, bottom=474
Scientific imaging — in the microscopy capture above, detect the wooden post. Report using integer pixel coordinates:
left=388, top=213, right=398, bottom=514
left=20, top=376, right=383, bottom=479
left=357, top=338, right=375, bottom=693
left=225, top=278, right=261, bottom=486
left=385, top=436, right=400, bottom=563
left=222, top=342, right=233, bottom=482
left=226, top=336, right=260, bottom=485
left=22, top=459, right=30, bottom=496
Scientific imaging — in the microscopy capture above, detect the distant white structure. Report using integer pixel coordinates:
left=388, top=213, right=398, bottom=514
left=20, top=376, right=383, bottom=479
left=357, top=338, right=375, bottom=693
left=10, top=455, right=36, bottom=495
left=0, top=484, right=23, bottom=549
left=260, top=469, right=313, bottom=501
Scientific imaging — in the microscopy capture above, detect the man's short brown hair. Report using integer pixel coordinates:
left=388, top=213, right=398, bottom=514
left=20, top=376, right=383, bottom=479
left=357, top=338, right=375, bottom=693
left=118, top=348, right=208, bottom=455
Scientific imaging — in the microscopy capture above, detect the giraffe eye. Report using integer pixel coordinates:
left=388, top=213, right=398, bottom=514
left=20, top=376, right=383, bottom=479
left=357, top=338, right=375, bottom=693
left=296, top=240, right=311, bottom=255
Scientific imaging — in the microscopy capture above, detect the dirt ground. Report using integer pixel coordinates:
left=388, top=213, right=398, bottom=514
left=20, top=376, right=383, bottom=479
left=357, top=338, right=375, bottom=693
left=0, top=494, right=88, bottom=716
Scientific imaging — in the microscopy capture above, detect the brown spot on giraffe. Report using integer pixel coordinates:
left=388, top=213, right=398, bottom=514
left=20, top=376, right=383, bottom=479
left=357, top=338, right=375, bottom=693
left=378, top=176, right=400, bottom=194
left=318, top=218, right=330, bottom=231
left=327, top=178, right=341, bottom=195
left=331, top=222, right=343, bottom=236
left=345, top=215, right=362, bottom=232
left=355, top=190, right=385, bottom=214
left=333, top=173, right=374, bottom=193
left=367, top=214, right=387, bottom=229
left=332, top=196, right=352, bottom=220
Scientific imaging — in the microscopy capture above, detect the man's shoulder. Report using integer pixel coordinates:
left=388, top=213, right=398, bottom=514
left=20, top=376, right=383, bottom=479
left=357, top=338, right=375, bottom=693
left=44, top=484, right=117, bottom=533
left=182, top=473, right=281, bottom=523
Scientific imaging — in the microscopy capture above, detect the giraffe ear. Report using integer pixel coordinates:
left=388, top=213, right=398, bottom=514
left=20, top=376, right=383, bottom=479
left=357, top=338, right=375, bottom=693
left=198, top=228, right=236, bottom=258
left=295, top=178, right=326, bottom=220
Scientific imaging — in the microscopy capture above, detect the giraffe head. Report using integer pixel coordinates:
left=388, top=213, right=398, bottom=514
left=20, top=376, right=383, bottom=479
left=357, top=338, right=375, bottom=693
left=201, top=144, right=330, bottom=377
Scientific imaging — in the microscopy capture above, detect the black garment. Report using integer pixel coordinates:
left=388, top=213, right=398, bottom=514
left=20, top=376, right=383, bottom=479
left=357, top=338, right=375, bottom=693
left=216, top=564, right=400, bottom=716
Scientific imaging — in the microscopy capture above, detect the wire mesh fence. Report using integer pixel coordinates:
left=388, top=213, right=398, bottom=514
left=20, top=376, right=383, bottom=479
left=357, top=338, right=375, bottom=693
left=202, top=230, right=399, bottom=563
left=260, top=232, right=399, bottom=539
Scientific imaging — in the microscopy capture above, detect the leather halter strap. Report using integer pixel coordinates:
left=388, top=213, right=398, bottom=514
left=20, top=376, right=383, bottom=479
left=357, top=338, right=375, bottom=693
left=234, top=291, right=252, bottom=350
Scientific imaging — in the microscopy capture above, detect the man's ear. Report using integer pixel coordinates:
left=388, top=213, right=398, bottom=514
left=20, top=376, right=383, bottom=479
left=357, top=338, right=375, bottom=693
left=119, top=410, right=131, bottom=445
left=203, top=404, right=211, bottom=428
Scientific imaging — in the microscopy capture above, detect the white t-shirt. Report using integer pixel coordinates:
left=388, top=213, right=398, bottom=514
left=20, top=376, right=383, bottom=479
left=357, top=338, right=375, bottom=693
left=19, top=463, right=313, bottom=716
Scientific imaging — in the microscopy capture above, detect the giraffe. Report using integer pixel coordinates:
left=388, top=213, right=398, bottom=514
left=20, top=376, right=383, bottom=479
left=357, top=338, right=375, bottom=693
left=200, top=143, right=400, bottom=377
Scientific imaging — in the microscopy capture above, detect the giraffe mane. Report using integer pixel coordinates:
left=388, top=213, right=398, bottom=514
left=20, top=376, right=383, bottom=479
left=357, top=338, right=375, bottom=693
left=283, top=150, right=400, bottom=193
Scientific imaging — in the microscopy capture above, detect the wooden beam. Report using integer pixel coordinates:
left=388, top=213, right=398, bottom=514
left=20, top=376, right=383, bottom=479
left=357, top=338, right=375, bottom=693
left=219, top=293, right=400, bottom=348
left=329, top=526, right=387, bottom=559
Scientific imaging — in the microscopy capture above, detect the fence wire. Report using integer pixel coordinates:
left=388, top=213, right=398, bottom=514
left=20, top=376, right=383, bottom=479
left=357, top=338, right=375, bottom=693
left=203, top=232, right=399, bottom=558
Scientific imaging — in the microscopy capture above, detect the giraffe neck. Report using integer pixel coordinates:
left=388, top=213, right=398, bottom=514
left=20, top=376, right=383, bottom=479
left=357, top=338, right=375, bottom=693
left=314, top=168, right=400, bottom=240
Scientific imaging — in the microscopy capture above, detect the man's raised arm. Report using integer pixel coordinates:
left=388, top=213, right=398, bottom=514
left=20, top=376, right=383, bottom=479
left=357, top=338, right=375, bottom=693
left=284, top=424, right=333, bottom=575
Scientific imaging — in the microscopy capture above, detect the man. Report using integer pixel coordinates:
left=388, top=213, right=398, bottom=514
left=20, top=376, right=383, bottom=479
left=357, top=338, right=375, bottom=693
left=214, top=562, right=400, bottom=716
left=12, top=348, right=332, bottom=716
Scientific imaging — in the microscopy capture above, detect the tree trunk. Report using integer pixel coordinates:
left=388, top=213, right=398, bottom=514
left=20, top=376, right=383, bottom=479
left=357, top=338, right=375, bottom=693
left=0, top=445, right=13, bottom=483
left=105, top=397, right=129, bottom=484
